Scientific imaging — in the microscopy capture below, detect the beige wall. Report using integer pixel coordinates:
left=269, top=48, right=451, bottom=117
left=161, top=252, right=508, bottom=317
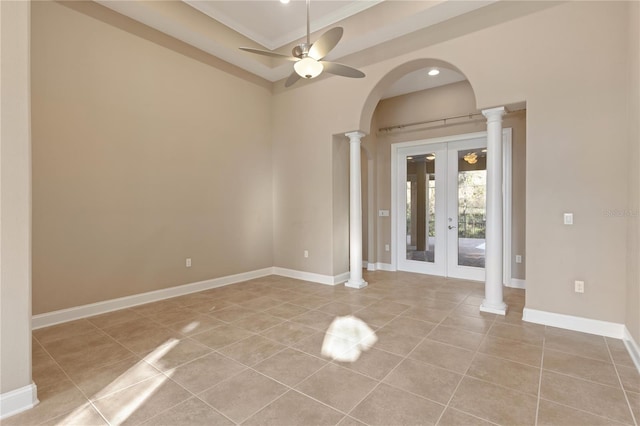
left=370, top=81, right=526, bottom=280
left=272, top=1, right=631, bottom=324
left=626, top=1, right=640, bottom=343
left=31, top=1, right=273, bottom=314
left=1, top=0, right=33, bottom=396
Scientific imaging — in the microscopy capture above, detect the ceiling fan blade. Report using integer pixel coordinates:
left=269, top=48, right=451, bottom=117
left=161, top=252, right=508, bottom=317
left=308, top=27, right=343, bottom=61
left=320, top=61, right=365, bottom=78
left=284, top=70, right=302, bottom=88
left=239, top=47, right=297, bottom=61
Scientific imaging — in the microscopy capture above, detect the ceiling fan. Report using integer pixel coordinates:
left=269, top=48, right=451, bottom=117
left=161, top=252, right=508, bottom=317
left=239, top=0, right=365, bottom=87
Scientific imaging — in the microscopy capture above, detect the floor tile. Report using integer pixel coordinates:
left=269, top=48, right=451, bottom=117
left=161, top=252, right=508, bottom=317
left=365, top=300, right=410, bottom=315
left=232, top=312, right=284, bottom=333
left=488, top=322, right=545, bottom=346
left=33, top=319, right=100, bottom=345
left=291, top=331, right=328, bottom=358
left=383, top=358, right=462, bottom=404
left=401, top=306, right=451, bottom=323
left=350, top=383, right=444, bottom=426
left=217, top=334, right=285, bottom=366
left=163, top=314, right=224, bottom=336
left=543, top=348, right=620, bottom=388
left=478, top=335, right=542, bottom=367
left=335, top=347, right=403, bottom=380
left=101, top=317, right=183, bottom=356
left=145, top=338, right=212, bottom=371
left=373, top=326, right=424, bottom=356
left=537, top=399, right=627, bottom=426
left=337, top=416, right=368, bottom=426
left=190, top=324, right=254, bottom=349
left=254, top=347, right=327, bottom=386
left=296, top=363, right=378, bottom=412
left=87, top=309, right=144, bottom=329
left=627, top=391, right=640, bottom=423
left=428, top=325, right=485, bottom=351
left=617, top=364, right=640, bottom=393
left=263, top=303, right=309, bottom=319
left=237, top=296, right=282, bottom=311
left=198, top=369, right=287, bottom=423
left=467, top=353, right=540, bottom=395
left=289, top=294, right=332, bottom=309
left=545, top=327, right=610, bottom=362
left=436, top=407, right=495, bottom=425
left=130, top=299, right=183, bottom=317
left=40, top=403, right=108, bottom=426
left=608, top=338, right=638, bottom=369
left=290, top=309, right=336, bottom=331
left=169, top=352, right=246, bottom=394
left=140, top=397, right=233, bottom=426
left=208, top=305, right=257, bottom=322
left=449, top=377, right=537, bottom=425
left=352, top=307, right=398, bottom=328
left=148, top=306, right=201, bottom=326
left=540, top=370, right=634, bottom=424
left=243, top=390, right=344, bottom=426
left=409, top=339, right=475, bottom=374
left=187, top=299, right=236, bottom=314
left=46, top=332, right=133, bottom=376
left=381, top=316, right=436, bottom=338
left=261, top=321, right=317, bottom=345
left=93, top=376, right=191, bottom=425
left=440, top=314, right=494, bottom=334
left=68, top=356, right=160, bottom=400
left=316, top=301, right=362, bottom=316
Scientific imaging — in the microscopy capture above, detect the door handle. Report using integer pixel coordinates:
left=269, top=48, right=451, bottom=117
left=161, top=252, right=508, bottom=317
left=448, top=225, right=456, bottom=230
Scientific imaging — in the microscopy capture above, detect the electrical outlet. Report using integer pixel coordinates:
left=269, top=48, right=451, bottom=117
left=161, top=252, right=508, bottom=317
left=304, top=250, right=309, bottom=258
left=564, top=213, right=574, bottom=225
left=574, top=280, right=584, bottom=293
left=186, top=258, right=192, bottom=268
left=385, top=244, right=390, bottom=252
left=515, top=255, right=522, bottom=264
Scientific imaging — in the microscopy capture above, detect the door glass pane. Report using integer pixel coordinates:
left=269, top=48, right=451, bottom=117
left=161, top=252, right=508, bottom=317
left=457, top=148, right=486, bottom=267
left=406, top=153, right=436, bottom=262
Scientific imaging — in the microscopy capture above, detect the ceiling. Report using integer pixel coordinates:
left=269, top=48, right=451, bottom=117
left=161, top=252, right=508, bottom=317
left=96, top=0, right=493, bottom=95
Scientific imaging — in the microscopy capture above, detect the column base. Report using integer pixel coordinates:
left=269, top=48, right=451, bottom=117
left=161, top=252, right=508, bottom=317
left=479, top=300, right=508, bottom=315
left=345, top=279, right=368, bottom=289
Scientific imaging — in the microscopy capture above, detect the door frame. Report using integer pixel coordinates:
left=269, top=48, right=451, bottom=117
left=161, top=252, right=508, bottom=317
left=390, top=129, right=513, bottom=283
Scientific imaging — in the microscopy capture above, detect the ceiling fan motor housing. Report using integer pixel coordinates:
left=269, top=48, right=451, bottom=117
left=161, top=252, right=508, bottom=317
left=292, top=43, right=312, bottom=59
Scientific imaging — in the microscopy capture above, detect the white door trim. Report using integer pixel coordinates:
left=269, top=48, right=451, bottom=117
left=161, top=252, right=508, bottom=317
left=391, top=129, right=513, bottom=282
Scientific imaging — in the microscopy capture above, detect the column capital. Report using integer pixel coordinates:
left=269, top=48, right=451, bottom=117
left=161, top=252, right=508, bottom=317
left=482, top=106, right=506, bottom=121
left=345, top=131, right=367, bottom=142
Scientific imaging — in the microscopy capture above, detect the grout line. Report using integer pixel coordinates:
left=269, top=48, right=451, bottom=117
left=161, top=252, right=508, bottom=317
left=534, top=326, right=546, bottom=425
left=606, top=337, right=639, bottom=426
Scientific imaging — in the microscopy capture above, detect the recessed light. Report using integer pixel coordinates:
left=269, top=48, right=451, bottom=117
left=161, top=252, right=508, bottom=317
left=428, top=69, right=440, bottom=76
left=280, top=0, right=290, bottom=3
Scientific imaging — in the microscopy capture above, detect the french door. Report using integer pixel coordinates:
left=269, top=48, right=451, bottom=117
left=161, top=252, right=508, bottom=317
left=396, top=136, right=488, bottom=281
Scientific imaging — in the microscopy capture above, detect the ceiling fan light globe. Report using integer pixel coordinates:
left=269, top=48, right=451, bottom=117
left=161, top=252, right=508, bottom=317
left=294, top=57, right=323, bottom=79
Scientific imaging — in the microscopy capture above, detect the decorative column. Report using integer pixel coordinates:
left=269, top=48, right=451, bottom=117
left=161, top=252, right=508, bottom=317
left=345, top=131, right=368, bottom=289
left=480, top=107, right=507, bottom=315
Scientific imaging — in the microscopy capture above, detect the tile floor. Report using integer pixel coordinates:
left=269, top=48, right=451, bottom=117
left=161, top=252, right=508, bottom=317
left=5, top=271, right=639, bottom=426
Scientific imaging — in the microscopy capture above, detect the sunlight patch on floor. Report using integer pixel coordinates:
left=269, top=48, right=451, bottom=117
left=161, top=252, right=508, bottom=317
left=321, top=316, right=377, bottom=362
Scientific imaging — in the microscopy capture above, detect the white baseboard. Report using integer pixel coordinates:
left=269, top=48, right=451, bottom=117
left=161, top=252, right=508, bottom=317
left=0, top=383, right=38, bottom=420
left=373, top=262, right=395, bottom=272
left=623, top=327, right=640, bottom=373
left=522, top=308, right=625, bottom=339
left=272, top=267, right=347, bottom=286
left=32, top=268, right=274, bottom=329
left=506, top=279, right=526, bottom=289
